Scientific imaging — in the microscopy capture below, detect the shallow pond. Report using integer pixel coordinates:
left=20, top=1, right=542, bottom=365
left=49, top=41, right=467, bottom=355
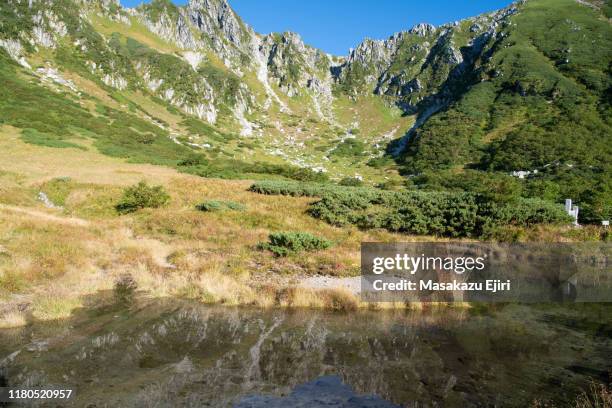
left=0, top=298, right=610, bottom=407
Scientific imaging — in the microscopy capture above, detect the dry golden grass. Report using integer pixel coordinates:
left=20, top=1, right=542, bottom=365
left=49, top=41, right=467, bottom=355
left=65, top=73, right=124, bottom=111
left=575, top=382, right=612, bottom=408
left=0, top=311, right=27, bottom=329
left=31, top=295, right=83, bottom=321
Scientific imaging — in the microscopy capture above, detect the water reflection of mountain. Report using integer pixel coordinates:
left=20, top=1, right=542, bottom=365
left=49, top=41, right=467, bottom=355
left=235, top=375, right=400, bottom=407
left=0, top=297, right=610, bottom=407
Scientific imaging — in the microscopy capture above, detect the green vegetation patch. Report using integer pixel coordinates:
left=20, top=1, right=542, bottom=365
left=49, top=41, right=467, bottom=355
left=249, top=180, right=334, bottom=197
left=20, top=128, right=86, bottom=150
left=259, top=232, right=332, bottom=257
left=250, top=181, right=571, bottom=238
left=116, top=181, right=170, bottom=214
left=329, top=138, right=367, bottom=158
left=196, top=200, right=245, bottom=212
left=181, top=160, right=329, bottom=182
left=309, top=190, right=571, bottom=238
left=40, top=177, right=74, bottom=206
left=339, top=177, right=364, bottom=187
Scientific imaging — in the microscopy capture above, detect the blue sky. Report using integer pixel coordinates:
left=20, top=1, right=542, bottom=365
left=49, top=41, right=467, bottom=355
left=119, top=0, right=514, bottom=55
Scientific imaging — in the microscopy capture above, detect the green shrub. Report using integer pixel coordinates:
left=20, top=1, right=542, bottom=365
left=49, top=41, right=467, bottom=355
left=248, top=180, right=374, bottom=198
left=329, top=138, right=366, bottom=158
left=116, top=181, right=170, bottom=214
left=225, top=201, right=246, bottom=211
left=259, top=232, right=332, bottom=257
left=339, top=177, right=363, bottom=187
left=376, top=179, right=405, bottom=191
left=181, top=160, right=329, bottom=182
left=196, top=200, right=245, bottom=212
left=249, top=180, right=331, bottom=197
left=367, top=155, right=394, bottom=168
left=196, top=200, right=224, bottom=212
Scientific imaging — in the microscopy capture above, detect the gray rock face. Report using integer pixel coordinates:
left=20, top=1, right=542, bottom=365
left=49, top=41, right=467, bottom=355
left=31, top=9, right=68, bottom=48
left=188, top=0, right=245, bottom=48
left=261, top=32, right=330, bottom=97
left=409, top=23, right=436, bottom=37
left=138, top=7, right=199, bottom=50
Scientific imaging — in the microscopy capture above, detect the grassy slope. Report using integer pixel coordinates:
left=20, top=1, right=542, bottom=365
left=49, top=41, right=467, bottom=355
left=0, top=125, right=432, bottom=325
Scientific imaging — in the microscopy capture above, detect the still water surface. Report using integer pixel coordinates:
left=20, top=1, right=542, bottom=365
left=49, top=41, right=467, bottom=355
left=0, top=299, right=610, bottom=407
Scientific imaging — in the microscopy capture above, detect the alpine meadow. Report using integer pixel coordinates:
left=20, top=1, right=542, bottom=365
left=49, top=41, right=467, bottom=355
left=0, top=0, right=611, bottom=407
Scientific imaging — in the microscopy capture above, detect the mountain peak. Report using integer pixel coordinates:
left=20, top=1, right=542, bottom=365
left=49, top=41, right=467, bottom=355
left=408, top=23, right=436, bottom=37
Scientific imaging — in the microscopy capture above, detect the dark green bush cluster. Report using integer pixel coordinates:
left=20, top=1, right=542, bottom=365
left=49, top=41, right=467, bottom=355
left=248, top=180, right=373, bottom=197
left=116, top=181, right=170, bottom=214
left=249, top=180, right=334, bottom=197
left=250, top=181, right=571, bottom=238
left=196, top=200, right=245, bottom=212
left=181, top=160, right=329, bottom=182
left=259, top=232, right=332, bottom=257
left=329, top=138, right=367, bottom=158
left=309, top=190, right=571, bottom=237
left=339, top=177, right=364, bottom=187
left=413, top=167, right=611, bottom=224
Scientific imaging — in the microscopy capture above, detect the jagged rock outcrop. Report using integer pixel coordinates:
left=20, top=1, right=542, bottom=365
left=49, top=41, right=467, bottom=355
left=334, top=5, right=520, bottom=112
left=188, top=0, right=246, bottom=48
left=136, top=3, right=200, bottom=50
left=409, top=23, right=436, bottom=37
left=260, top=32, right=331, bottom=100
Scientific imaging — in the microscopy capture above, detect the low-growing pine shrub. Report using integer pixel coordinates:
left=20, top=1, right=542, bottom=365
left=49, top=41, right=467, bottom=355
left=248, top=180, right=374, bottom=197
left=225, top=201, right=246, bottom=211
left=339, top=177, right=364, bottom=187
left=116, top=181, right=170, bottom=214
left=260, top=232, right=332, bottom=257
left=250, top=181, right=571, bottom=238
left=196, top=200, right=246, bottom=212
left=196, top=200, right=224, bottom=212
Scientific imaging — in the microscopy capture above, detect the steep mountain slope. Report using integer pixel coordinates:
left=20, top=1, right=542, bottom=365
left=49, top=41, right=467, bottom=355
left=0, top=0, right=610, bottom=220
left=399, top=0, right=611, bottom=221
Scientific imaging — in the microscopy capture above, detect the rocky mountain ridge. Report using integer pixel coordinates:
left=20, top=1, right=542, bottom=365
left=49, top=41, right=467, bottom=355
left=0, top=0, right=521, bottom=130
